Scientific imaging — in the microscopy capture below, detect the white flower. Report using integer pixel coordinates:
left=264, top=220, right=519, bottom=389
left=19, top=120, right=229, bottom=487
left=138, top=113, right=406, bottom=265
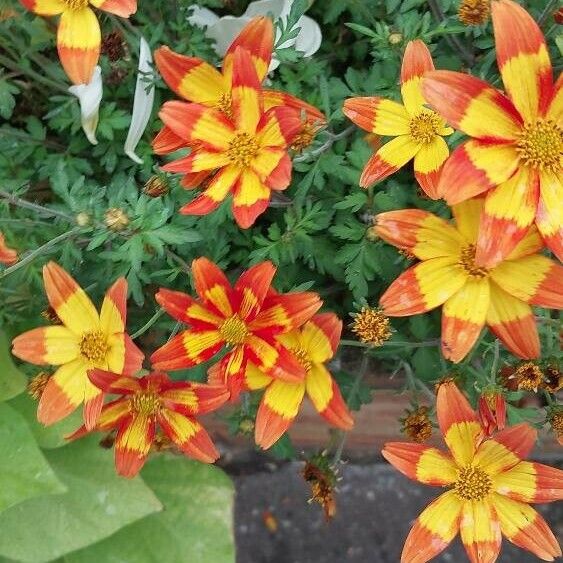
left=124, top=37, right=156, bottom=164
left=187, top=0, right=322, bottom=72
left=68, top=66, right=102, bottom=145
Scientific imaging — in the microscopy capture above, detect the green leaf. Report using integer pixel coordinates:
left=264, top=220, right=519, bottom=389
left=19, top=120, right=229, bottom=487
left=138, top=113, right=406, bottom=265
left=65, top=455, right=235, bottom=563
left=0, top=436, right=162, bottom=563
left=0, top=331, right=27, bottom=402
left=0, top=79, right=19, bottom=120
left=8, top=393, right=82, bottom=449
left=0, top=403, right=65, bottom=514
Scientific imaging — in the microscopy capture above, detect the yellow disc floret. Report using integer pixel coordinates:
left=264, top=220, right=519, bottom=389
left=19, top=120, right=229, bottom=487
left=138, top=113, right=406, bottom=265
left=62, top=0, right=89, bottom=10
left=516, top=119, right=562, bottom=171
left=227, top=133, right=259, bottom=168
left=458, top=244, right=489, bottom=278
left=80, top=330, right=109, bottom=363
left=220, top=314, right=249, bottom=345
left=454, top=466, right=492, bottom=501
left=351, top=307, right=392, bottom=347
left=129, top=392, right=162, bottom=417
left=409, top=111, right=442, bottom=144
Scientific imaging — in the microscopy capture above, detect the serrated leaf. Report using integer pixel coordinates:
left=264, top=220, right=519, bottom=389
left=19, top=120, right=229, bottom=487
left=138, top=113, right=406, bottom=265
left=0, top=403, right=66, bottom=514
left=65, top=455, right=235, bottom=563
left=0, top=79, right=19, bottom=120
left=333, top=191, right=367, bottom=211
left=0, top=331, right=27, bottom=401
left=0, top=436, right=162, bottom=563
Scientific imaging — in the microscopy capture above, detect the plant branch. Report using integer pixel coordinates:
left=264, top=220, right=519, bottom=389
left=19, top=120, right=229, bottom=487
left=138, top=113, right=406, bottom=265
left=0, top=190, right=76, bottom=222
left=294, top=126, right=355, bottom=163
left=131, top=308, right=165, bottom=339
left=538, top=0, right=558, bottom=26
left=0, top=54, right=68, bottom=94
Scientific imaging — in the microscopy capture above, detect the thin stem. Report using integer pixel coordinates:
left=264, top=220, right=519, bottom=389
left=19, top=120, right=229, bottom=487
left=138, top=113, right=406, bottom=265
left=0, top=54, right=68, bottom=94
left=131, top=308, right=165, bottom=339
left=402, top=360, right=435, bottom=402
left=165, top=248, right=191, bottom=274
left=294, top=126, right=355, bottom=163
left=538, top=0, right=558, bottom=26
left=339, top=338, right=440, bottom=349
left=0, top=128, right=65, bottom=151
left=489, top=339, right=500, bottom=383
left=0, top=190, right=76, bottom=222
left=0, top=228, right=79, bottom=280
left=426, top=0, right=475, bottom=67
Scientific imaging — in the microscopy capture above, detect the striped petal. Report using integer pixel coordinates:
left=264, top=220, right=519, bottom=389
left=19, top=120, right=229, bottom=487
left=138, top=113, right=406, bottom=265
left=537, top=170, right=563, bottom=262
left=96, top=398, right=130, bottom=431
left=152, top=125, right=186, bottom=155
left=438, top=140, right=520, bottom=206
left=111, top=333, right=143, bottom=376
left=255, top=380, right=306, bottom=449
left=452, top=197, right=484, bottom=244
left=57, top=7, right=100, bottom=85
left=160, top=150, right=230, bottom=174
left=158, top=409, right=219, bottom=463
left=12, top=326, right=79, bottom=365
left=231, top=47, right=262, bottom=134
left=223, top=16, right=273, bottom=83
left=380, top=257, right=467, bottom=316
left=20, top=0, right=64, bottom=15
left=486, top=283, right=539, bottom=359
left=306, top=363, right=353, bottom=430
left=158, top=101, right=234, bottom=150
left=114, top=414, right=154, bottom=478
left=257, top=106, right=302, bottom=148
left=505, top=225, right=544, bottom=260
left=43, top=262, right=99, bottom=335
left=191, top=257, right=234, bottom=318
left=401, top=491, right=462, bottom=563
left=441, top=277, right=489, bottom=363
left=400, top=39, right=435, bottom=115
left=180, top=171, right=212, bottom=190
left=99, top=277, right=127, bottom=335
left=232, top=169, right=271, bottom=229
left=459, top=499, right=502, bottom=563
left=234, top=261, right=276, bottom=321
left=153, top=46, right=226, bottom=104
left=493, top=461, right=563, bottom=504
left=243, top=363, right=272, bottom=391
left=90, top=0, right=136, bottom=16
left=490, top=255, right=563, bottom=308
left=491, top=0, right=553, bottom=123
left=37, top=358, right=89, bottom=425
left=360, top=135, right=420, bottom=188
left=374, top=209, right=464, bottom=260
left=422, top=71, right=522, bottom=141
left=413, top=136, right=449, bottom=199
left=155, top=288, right=222, bottom=329
left=473, top=423, right=537, bottom=476
left=475, top=168, right=539, bottom=269
left=382, top=443, right=458, bottom=486
left=161, top=382, right=228, bottom=416
left=301, top=313, right=341, bottom=363
left=87, top=368, right=142, bottom=394
left=265, top=153, right=291, bottom=190
left=436, top=381, right=482, bottom=467
left=343, top=97, right=410, bottom=135
left=150, top=330, right=224, bottom=371
left=492, top=494, right=562, bottom=561
left=263, top=89, right=325, bottom=124
left=251, top=147, right=286, bottom=180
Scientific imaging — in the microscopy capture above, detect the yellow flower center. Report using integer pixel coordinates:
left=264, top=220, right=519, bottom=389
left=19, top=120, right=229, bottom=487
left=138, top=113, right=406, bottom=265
left=79, top=330, right=109, bottom=363
left=215, top=92, right=234, bottom=120
left=129, top=392, right=162, bottom=417
left=454, top=466, right=492, bottom=501
left=291, top=122, right=316, bottom=152
left=220, top=314, right=249, bottom=345
left=458, top=244, right=489, bottom=278
left=290, top=347, right=312, bottom=373
left=513, top=361, right=544, bottom=391
left=62, top=0, right=89, bottom=9
left=227, top=133, right=259, bottom=168
left=458, top=0, right=491, bottom=26
left=516, top=119, right=562, bottom=171
left=409, top=111, right=442, bottom=144
left=351, top=307, right=392, bottom=346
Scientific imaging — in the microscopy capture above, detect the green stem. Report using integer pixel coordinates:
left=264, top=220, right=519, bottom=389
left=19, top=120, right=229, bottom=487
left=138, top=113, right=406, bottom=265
left=0, top=129, right=65, bottom=151
left=543, top=391, right=554, bottom=406
left=294, top=126, right=355, bottom=163
left=0, top=54, right=68, bottom=94
left=0, top=190, right=76, bottom=222
left=489, top=339, right=500, bottom=383
left=131, top=308, right=165, bottom=339
left=0, top=228, right=80, bottom=280
left=538, top=0, right=558, bottom=26
left=339, top=338, right=440, bottom=349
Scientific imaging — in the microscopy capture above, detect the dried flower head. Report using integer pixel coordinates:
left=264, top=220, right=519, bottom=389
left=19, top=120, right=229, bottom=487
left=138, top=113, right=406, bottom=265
left=478, top=387, right=507, bottom=436
left=388, top=32, right=403, bottom=45
left=402, top=406, right=433, bottom=443
left=302, top=452, right=338, bottom=520
left=458, top=0, right=491, bottom=26
left=351, top=307, right=392, bottom=346
left=101, top=31, right=127, bottom=63
left=542, top=364, right=562, bottom=393
left=41, top=306, right=61, bottom=324
left=290, top=122, right=318, bottom=152
left=511, top=362, right=544, bottom=392
left=104, top=208, right=129, bottom=231
left=143, top=175, right=169, bottom=198
left=27, top=372, right=51, bottom=400
left=547, top=407, right=563, bottom=445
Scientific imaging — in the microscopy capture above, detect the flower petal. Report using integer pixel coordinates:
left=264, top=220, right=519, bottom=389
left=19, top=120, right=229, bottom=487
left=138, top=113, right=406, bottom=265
left=114, top=414, right=154, bottom=478
left=232, top=169, right=270, bottom=228
left=155, top=288, right=222, bottom=329
left=234, top=261, right=276, bottom=321
left=152, top=125, right=186, bottom=154
left=0, top=232, right=17, bottom=265
left=99, top=277, right=127, bottom=335
left=231, top=46, right=262, bottom=134
left=422, top=71, right=522, bottom=141
left=161, top=382, right=228, bottom=416
left=382, top=443, right=457, bottom=486
left=256, top=105, right=302, bottom=147
left=400, top=39, right=435, bottom=115
left=536, top=170, right=563, bottom=262
left=459, top=499, right=502, bottom=563
left=413, top=136, right=449, bottom=199
left=68, top=65, right=102, bottom=145
left=12, top=326, right=79, bottom=365
left=91, top=0, right=136, bottom=17
left=343, top=97, right=410, bottom=135
left=301, top=313, right=341, bottom=363
left=57, top=7, right=101, bottom=85
left=380, top=257, right=467, bottom=316
left=263, top=89, right=325, bottom=123
left=451, top=197, right=484, bottom=244
left=20, top=0, right=65, bottom=15
left=191, top=257, right=234, bottom=318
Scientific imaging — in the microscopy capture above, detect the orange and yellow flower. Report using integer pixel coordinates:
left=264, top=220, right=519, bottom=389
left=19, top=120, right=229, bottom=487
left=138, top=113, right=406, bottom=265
left=154, top=17, right=324, bottom=157
left=151, top=257, right=322, bottom=398
left=19, top=0, right=137, bottom=85
left=0, top=232, right=18, bottom=265
left=383, top=381, right=563, bottom=563
left=238, top=313, right=353, bottom=449
left=158, top=46, right=305, bottom=228
left=374, top=197, right=563, bottom=363
left=343, top=40, right=453, bottom=198
left=71, top=369, right=228, bottom=477
left=12, top=262, right=144, bottom=429
left=422, top=0, right=562, bottom=266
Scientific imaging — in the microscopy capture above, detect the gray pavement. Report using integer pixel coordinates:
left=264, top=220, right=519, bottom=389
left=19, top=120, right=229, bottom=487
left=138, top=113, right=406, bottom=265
left=234, top=462, right=563, bottom=563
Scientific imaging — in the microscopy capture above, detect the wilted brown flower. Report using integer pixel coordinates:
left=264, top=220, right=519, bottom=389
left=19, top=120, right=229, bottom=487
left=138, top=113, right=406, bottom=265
left=302, top=452, right=338, bottom=520
left=351, top=307, right=392, bottom=346
left=543, top=364, right=562, bottom=393
left=101, top=31, right=127, bottom=62
left=41, top=306, right=61, bottom=324
left=402, top=406, right=433, bottom=443
left=291, top=121, right=318, bottom=152
left=104, top=208, right=129, bottom=231
left=27, top=372, right=51, bottom=400
left=511, top=362, right=544, bottom=392
left=548, top=408, right=563, bottom=446
left=458, top=0, right=490, bottom=26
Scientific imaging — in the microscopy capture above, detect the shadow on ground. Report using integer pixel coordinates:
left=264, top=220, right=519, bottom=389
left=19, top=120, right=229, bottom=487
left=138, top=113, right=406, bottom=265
left=234, top=463, right=563, bottom=563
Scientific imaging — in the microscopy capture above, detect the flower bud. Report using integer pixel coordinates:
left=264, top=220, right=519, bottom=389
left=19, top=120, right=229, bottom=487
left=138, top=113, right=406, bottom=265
left=478, top=389, right=507, bottom=436
left=104, top=208, right=129, bottom=232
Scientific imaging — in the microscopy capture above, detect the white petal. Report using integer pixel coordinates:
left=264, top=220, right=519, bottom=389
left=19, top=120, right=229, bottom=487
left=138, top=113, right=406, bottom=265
left=205, top=16, right=252, bottom=57
left=68, top=66, right=102, bottom=145
left=294, top=16, right=322, bottom=57
left=243, top=0, right=286, bottom=18
left=186, top=5, right=220, bottom=27
left=124, top=37, right=155, bottom=164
